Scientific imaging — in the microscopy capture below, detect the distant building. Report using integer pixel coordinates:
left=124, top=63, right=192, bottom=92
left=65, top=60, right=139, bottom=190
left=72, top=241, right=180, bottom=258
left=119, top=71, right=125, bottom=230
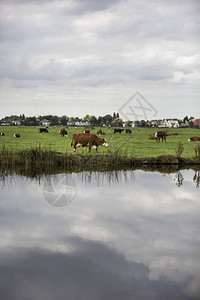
left=41, top=119, right=51, bottom=126
left=159, top=119, right=179, bottom=128
left=67, top=121, right=75, bottom=126
left=193, top=118, right=200, bottom=128
left=0, top=118, right=10, bottom=126
left=12, top=120, right=21, bottom=126
left=123, top=121, right=135, bottom=127
left=179, top=121, right=189, bottom=127
left=74, top=121, right=91, bottom=127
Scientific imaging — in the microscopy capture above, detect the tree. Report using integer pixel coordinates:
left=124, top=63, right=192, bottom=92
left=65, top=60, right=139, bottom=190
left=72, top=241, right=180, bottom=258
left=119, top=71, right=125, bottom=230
left=188, top=120, right=194, bottom=127
left=50, top=116, right=59, bottom=126
left=60, top=115, right=68, bottom=126
left=24, top=116, right=37, bottom=126
left=83, top=115, right=90, bottom=122
left=103, top=114, right=112, bottom=126
left=97, top=116, right=104, bottom=126
left=88, top=115, right=97, bottom=125
left=183, top=116, right=188, bottom=122
left=111, top=118, right=123, bottom=127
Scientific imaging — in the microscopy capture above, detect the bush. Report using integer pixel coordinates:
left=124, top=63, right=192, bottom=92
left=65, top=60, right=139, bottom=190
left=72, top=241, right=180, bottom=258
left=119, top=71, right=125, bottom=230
left=194, top=143, right=200, bottom=159
left=175, top=141, right=184, bottom=157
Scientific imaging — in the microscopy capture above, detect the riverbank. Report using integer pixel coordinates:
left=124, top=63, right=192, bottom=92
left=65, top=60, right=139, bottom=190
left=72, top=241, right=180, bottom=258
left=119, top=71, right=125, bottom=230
left=0, top=148, right=200, bottom=177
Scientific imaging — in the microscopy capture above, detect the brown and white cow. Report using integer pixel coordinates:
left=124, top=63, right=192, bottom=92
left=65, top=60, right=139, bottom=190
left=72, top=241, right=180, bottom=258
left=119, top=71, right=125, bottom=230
left=96, top=129, right=103, bottom=136
left=0, top=132, right=5, bottom=136
left=155, top=131, right=166, bottom=142
left=83, top=129, right=90, bottom=133
left=125, top=129, right=132, bottom=134
left=59, top=128, right=68, bottom=137
left=149, top=135, right=157, bottom=140
left=13, top=133, right=21, bottom=138
left=188, top=136, right=200, bottom=141
left=71, top=133, right=108, bottom=152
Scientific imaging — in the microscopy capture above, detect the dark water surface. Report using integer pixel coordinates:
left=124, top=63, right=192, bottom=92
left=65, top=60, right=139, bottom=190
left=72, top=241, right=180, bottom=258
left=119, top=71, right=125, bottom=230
left=0, top=170, right=200, bottom=300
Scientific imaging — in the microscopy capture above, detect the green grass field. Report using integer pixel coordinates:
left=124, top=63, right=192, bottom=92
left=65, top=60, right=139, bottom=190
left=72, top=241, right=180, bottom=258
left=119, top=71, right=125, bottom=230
left=0, top=126, right=200, bottom=158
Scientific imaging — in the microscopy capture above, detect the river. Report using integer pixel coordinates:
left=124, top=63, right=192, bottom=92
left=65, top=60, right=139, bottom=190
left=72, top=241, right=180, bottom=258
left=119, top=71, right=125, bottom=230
left=0, top=169, right=199, bottom=300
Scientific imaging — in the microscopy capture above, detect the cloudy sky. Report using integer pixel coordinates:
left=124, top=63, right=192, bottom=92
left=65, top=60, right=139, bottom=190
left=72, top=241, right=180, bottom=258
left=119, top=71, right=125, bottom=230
left=0, top=0, right=199, bottom=120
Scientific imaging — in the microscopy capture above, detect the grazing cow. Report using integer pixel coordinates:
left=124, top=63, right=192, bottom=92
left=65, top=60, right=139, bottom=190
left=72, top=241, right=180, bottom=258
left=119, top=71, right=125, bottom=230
left=13, top=133, right=20, bottom=138
left=155, top=131, right=166, bottom=142
left=96, top=129, right=102, bottom=136
left=188, top=136, right=200, bottom=141
left=84, top=129, right=90, bottom=133
left=71, top=133, right=109, bottom=152
left=114, top=128, right=124, bottom=134
left=39, top=128, right=49, bottom=133
left=0, top=132, right=5, bottom=136
left=149, top=135, right=157, bottom=140
left=59, top=128, right=68, bottom=137
left=125, top=129, right=132, bottom=134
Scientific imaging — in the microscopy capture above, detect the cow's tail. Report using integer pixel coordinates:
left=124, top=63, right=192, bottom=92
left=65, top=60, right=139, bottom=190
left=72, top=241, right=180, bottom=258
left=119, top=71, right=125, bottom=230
left=71, top=141, right=73, bottom=147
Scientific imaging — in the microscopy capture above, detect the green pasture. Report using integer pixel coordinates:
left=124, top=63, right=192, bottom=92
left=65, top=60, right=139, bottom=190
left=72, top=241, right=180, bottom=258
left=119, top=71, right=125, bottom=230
left=0, top=126, right=200, bottom=158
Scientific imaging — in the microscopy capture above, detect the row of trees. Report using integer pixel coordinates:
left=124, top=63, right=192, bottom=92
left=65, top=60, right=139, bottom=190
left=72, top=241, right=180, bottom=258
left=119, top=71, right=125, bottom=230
left=1, top=114, right=197, bottom=128
left=1, top=113, right=123, bottom=127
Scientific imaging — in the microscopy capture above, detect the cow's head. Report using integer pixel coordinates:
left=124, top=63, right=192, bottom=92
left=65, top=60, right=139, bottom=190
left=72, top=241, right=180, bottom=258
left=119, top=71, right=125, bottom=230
left=102, top=138, right=109, bottom=147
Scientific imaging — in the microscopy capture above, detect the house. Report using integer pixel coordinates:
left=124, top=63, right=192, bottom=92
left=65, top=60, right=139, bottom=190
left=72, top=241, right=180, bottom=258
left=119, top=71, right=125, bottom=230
left=159, top=119, right=179, bottom=128
left=193, top=118, right=200, bottom=128
left=74, top=121, right=91, bottom=127
left=179, top=121, right=189, bottom=128
left=12, top=120, right=21, bottom=126
left=123, top=121, right=135, bottom=127
left=41, top=119, right=51, bottom=126
left=67, top=121, right=75, bottom=126
left=0, top=118, right=11, bottom=126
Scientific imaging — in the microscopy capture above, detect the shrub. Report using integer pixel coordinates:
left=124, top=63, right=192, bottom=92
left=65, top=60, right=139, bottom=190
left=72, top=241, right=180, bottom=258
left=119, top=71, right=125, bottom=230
left=175, top=141, right=184, bottom=157
left=194, top=143, right=200, bottom=159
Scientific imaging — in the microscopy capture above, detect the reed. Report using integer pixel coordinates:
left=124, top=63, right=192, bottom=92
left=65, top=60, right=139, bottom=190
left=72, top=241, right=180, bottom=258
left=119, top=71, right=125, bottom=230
left=0, top=147, right=199, bottom=177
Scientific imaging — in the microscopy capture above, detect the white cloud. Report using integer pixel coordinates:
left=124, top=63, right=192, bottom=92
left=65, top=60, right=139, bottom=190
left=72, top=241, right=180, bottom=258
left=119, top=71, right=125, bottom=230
left=0, top=0, right=199, bottom=119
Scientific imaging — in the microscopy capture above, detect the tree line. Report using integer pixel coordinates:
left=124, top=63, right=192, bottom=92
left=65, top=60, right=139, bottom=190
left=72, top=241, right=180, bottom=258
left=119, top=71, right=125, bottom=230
left=0, top=113, right=123, bottom=127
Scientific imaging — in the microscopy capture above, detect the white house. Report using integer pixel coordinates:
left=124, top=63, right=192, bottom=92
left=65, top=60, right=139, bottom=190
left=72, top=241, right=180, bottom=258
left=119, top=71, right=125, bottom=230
left=74, top=121, right=91, bottom=127
left=42, top=119, right=51, bottom=126
left=159, top=119, right=179, bottom=128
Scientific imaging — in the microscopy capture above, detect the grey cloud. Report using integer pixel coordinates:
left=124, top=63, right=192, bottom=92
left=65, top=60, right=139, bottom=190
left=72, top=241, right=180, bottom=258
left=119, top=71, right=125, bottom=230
left=0, top=238, right=189, bottom=300
left=0, top=0, right=199, bottom=118
left=70, top=0, right=120, bottom=14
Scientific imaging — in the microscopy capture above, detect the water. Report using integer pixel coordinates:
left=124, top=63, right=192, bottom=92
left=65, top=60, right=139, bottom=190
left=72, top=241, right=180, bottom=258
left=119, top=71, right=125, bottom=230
left=0, top=169, right=200, bottom=300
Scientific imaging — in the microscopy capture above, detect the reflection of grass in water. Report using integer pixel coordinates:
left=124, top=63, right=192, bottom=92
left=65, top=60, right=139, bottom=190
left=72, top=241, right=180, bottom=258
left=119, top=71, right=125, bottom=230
left=77, top=170, right=136, bottom=186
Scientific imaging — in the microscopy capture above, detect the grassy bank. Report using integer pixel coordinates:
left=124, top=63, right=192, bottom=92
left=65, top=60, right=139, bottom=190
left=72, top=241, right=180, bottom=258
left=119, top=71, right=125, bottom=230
left=0, top=147, right=199, bottom=177
left=0, top=126, right=200, bottom=158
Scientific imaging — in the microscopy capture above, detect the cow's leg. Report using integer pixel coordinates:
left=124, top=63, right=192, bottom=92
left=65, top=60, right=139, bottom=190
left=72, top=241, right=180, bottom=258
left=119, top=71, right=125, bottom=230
left=73, top=142, right=77, bottom=152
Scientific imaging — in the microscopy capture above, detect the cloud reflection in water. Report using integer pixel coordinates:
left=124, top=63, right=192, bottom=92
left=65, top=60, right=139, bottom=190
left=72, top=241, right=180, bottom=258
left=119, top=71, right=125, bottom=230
left=0, top=169, right=199, bottom=299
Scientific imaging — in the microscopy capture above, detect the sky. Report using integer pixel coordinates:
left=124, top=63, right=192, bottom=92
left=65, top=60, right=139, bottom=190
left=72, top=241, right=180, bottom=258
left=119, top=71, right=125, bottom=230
left=0, top=0, right=199, bottom=120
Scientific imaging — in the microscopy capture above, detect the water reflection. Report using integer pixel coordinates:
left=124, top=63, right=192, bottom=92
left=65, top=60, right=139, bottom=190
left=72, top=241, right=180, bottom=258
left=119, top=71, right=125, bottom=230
left=0, top=169, right=200, bottom=300
left=174, top=171, right=184, bottom=187
left=193, top=171, right=200, bottom=188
